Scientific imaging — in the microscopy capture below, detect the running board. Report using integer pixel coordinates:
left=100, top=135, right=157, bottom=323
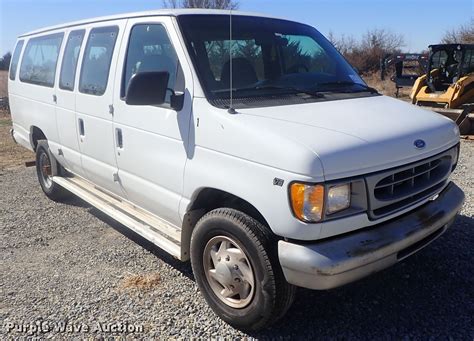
left=53, top=175, right=183, bottom=260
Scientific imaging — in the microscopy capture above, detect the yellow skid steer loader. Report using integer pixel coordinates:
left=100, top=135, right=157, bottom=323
left=410, top=44, right=474, bottom=135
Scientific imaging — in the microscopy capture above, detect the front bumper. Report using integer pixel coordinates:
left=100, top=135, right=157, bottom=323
left=278, top=182, right=464, bottom=290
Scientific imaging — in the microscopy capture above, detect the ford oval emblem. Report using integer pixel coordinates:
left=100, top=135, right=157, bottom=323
left=414, top=139, right=426, bottom=149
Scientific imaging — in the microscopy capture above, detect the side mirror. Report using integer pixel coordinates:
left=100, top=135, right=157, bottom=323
left=126, top=71, right=170, bottom=106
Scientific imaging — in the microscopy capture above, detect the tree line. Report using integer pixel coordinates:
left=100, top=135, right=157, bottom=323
left=328, top=18, right=473, bottom=75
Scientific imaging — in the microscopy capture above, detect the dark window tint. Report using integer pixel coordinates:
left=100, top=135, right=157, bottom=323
left=9, top=40, right=24, bottom=80
left=60, top=30, right=85, bottom=90
left=19, top=33, right=63, bottom=87
left=79, top=26, right=119, bottom=95
left=122, top=24, right=182, bottom=104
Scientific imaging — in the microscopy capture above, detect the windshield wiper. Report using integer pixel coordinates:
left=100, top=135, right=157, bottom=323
left=254, top=85, right=325, bottom=97
left=317, top=81, right=379, bottom=94
left=214, top=85, right=325, bottom=98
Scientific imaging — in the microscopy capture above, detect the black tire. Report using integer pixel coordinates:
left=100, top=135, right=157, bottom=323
left=35, top=142, right=69, bottom=201
left=190, top=208, right=296, bottom=332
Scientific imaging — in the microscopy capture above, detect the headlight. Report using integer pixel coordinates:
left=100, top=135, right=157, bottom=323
left=290, top=183, right=324, bottom=222
left=290, top=182, right=351, bottom=222
left=326, top=184, right=351, bottom=215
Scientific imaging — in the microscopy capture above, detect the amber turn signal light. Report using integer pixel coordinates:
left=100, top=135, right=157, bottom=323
left=290, top=183, right=324, bottom=222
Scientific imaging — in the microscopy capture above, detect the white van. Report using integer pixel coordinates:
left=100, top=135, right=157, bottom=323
left=8, top=9, right=464, bottom=331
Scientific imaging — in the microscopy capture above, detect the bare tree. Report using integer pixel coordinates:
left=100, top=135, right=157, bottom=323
left=163, top=0, right=238, bottom=9
left=328, top=32, right=357, bottom=57
left=163, top=0, right=179, bottom=8
left=441, top=19, right=474, bottom=44
left=330, top=28, right=404, bottom=74
left=360, top=28, right=404, bottom=52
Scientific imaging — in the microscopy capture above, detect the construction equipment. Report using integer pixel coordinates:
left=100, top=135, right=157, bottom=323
left=410, top=44, right=474, bottom=135
left=381, top=53, right=428, bottom=97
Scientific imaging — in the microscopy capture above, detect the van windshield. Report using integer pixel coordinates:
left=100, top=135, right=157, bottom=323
left=178, top=14, right=374, bottom=108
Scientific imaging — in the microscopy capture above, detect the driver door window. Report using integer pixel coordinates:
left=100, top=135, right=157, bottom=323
left=122, top=24, right=182, bottom=105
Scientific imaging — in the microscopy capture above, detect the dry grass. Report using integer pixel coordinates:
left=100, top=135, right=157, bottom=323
left=0, top=109, right=34, bottom=171
left=119, top=273, right=161, bottom=291
left=363, top=72, right=412, bottom=100
left=0, top=70, right=8, bottom=98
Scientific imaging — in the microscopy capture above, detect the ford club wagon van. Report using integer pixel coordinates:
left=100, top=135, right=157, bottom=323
left=8, top=9, right=464, bottom=331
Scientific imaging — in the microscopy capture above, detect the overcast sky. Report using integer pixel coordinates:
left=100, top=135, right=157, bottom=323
left=0, top=0, right=472, bottom=55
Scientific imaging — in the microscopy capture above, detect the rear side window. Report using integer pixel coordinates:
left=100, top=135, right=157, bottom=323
left=19, top=33, right=64, bottom=87
left=79, top=26, right=119, bottom=95
left=9, top=40, right=24, bottom=80
left=60, top=30, right=85, bottom=91
left=122, top=24, right=182, bottom=104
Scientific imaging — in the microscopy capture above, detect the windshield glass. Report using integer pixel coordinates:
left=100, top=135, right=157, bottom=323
left=178, top=14, right=369, bottom=106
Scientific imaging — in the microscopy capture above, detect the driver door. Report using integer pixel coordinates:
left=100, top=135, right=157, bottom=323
left=111, top=17, right=193, bottom=226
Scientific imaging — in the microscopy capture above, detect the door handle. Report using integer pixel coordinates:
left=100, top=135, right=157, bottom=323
left=116, top=128, right=123, bottom=149
left=78, top=118, right=85, bottom=137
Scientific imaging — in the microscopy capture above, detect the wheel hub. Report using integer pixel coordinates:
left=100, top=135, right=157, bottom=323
left=203, top=236, right=255, bottom=309
left=39, top=152, right=53, bottom=188
left=214, top=262, right=233, bottom=285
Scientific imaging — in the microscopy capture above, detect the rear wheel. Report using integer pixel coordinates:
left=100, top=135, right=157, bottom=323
left=35, top=142, right=69, bottom=201
left=190, top=208, right=296, bottom=332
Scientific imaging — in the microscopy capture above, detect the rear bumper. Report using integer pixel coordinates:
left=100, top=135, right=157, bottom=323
left=278, top=182, right=465, bottom=290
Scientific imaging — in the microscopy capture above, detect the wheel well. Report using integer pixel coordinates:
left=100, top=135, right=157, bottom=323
left=190, top=188, right=268, bottom=227
left=30, top=126, right=47, bottom=151
left=180, top=188, right=271, bottom=261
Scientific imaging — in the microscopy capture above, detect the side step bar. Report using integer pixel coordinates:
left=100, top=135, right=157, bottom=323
left=53, top=175, right=184, bottom=260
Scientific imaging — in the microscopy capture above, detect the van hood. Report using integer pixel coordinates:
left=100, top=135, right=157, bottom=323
left=238, top=95, right=459, bottom=180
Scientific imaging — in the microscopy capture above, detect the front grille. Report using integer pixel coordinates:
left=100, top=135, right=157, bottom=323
left=365, top=147, right=455, bottom=219
left=374, top=158, right=448, bottom=200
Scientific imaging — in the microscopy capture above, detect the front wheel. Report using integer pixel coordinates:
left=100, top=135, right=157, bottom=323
left=190, top=208, right=295, bottom=332
left=35, top=142, right=69, bottom=201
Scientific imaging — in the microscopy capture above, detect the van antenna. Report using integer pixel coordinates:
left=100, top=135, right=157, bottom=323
left=227, top=9, right=236, bottom=114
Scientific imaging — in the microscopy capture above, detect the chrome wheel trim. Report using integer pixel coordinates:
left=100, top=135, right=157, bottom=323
left=203, top=235, right=255, bottom=309
left=39, top=152, right=53, bottom=188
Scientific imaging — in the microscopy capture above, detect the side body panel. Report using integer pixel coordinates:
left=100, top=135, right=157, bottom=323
left=53, top=29, right=86, bottom=176
left=74, top=20, right=126, bottom=196
left=180, top=97, right=321, bottom=240
left=112, top=16, right=193, bottom=226
left=8, top=33, right=64, bottom=151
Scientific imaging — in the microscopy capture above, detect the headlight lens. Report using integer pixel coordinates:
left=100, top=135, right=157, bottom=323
left=290, top=182, right=352, bottom=222
left=326, top=184, right=351, bottom=215
left=290, top=183, right=324, bottom=222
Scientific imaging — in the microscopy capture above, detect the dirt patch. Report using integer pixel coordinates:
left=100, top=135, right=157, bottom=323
left=119, top=273, right=161, bottom=291
left=0, top=70, right=8, bottom=99
left=0, top=109, right=34, bottom=171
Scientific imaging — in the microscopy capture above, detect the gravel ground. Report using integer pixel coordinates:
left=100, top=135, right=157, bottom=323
left=1, top=141, right=473, bottom=339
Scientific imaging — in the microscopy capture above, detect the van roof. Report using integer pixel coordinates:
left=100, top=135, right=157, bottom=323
left=19, top=8, right=282, bottom=38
